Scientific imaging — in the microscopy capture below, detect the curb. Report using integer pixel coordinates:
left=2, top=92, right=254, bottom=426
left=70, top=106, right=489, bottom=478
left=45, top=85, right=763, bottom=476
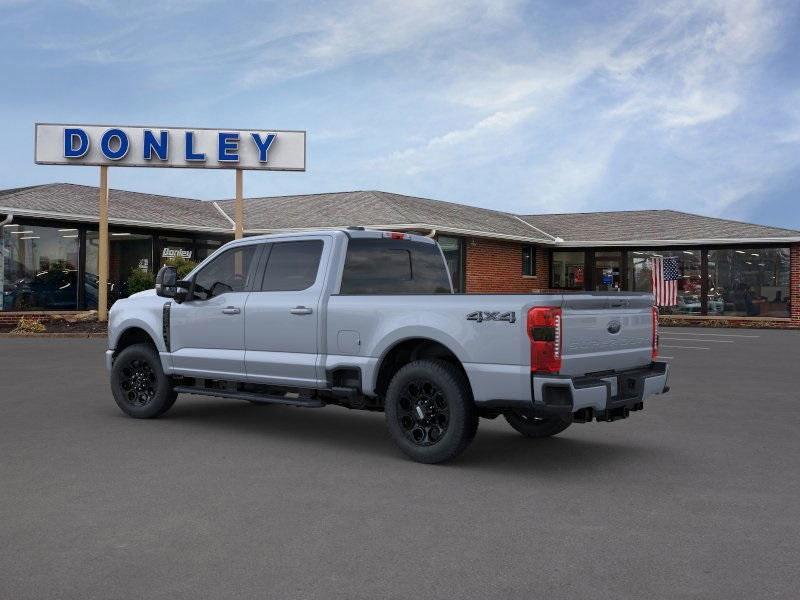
left=0, top=332, right=107, bottom=339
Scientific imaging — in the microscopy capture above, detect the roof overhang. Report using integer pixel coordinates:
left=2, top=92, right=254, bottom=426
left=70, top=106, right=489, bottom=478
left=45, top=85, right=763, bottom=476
left=3, top=205, right=798, bottom=245
left=0, top=206, right=231, bottom=234
left=243, top=222, right=551, bottom=244
left=551, top=237, right=800, bottom=247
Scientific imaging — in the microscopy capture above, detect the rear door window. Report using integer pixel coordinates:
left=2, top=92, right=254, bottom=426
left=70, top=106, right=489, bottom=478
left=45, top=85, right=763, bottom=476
left=340, top=239, right=451, bottom=294
left=261, top=240, right=324, bottom=292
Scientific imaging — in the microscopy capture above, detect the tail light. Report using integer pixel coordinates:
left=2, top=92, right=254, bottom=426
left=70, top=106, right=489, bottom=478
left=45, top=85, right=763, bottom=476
left=528, top=307, right=562, bottom=374
left=652, top=305, right=659, bottom=360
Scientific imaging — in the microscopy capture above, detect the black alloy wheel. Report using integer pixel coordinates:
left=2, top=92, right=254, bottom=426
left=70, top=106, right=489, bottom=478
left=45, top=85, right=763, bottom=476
left=396, top=378, right=450, bottom=446
left=111, top=343, right=177, bottom=419
left=118, top=358, right=157, bottom=408
left=385, top=359, right=478, bottom=464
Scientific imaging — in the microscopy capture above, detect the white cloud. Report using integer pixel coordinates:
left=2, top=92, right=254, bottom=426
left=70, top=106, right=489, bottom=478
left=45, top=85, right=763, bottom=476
left=375, top=106, right=535, bottom=175
left=239, top=0, right=521, bottom=88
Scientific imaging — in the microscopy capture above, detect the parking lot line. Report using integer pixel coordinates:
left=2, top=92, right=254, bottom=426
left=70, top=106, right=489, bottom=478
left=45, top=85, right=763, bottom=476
left=661, top=345, right=710, bottom=350
left=660, top=332, right=760, bottom=338
left=660, top=337, right=733, bottom=343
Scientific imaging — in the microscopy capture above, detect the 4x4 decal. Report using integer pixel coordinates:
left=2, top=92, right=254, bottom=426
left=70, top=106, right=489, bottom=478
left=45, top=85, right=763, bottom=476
left=466, top=311, right=516, bottom=324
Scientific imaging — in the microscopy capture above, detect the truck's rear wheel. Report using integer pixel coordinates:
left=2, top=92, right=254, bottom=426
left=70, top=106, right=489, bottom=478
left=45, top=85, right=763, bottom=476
left=385, top=359, right=478, bottom=464
left=111, top=343, right=177, bottom=419
left=503, top=410, right=572, bottom=438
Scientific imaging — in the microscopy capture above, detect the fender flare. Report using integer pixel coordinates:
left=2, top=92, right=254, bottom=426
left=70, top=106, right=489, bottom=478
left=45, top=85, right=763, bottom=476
left=368, top=326, right=472, bottom=393
left=110, top=317, right=164, bottom=353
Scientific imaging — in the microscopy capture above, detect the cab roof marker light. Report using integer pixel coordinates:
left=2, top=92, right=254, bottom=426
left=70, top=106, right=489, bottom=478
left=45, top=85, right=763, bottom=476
left=383, top=231, right=410, bottom=240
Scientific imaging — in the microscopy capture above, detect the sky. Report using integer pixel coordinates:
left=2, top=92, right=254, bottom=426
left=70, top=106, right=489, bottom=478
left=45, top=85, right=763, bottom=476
left=0, top=0, right=799, bottom=229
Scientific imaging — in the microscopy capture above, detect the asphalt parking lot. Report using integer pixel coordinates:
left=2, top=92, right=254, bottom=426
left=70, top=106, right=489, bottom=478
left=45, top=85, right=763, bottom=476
left=1, top=327, right=799, bottom=599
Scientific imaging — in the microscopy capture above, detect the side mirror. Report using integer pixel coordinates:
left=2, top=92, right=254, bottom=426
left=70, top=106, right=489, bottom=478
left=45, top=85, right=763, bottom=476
left=155, top=266, right=178, bottom=298
left=174, top=278, right=194, bottom=303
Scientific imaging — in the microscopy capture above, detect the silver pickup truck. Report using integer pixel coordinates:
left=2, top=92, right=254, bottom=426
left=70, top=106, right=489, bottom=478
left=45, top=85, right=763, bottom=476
left=107, top=228, right=669, bottom=463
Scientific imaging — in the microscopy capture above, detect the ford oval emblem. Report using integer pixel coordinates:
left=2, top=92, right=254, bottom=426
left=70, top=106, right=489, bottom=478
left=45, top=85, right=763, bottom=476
left=607, top=320, right=622, bottom=334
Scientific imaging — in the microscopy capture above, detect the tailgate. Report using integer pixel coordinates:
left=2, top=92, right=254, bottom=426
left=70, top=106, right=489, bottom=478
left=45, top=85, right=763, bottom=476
left=559, top=294, right=654, bottom=376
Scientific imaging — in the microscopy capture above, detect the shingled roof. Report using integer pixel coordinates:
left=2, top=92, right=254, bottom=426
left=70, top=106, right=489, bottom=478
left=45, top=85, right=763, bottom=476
left=1, top=183, right=798, bottom=244
left=0, top=183, right=231, bottom=232
left=520, top=210, right=800, bottom=245
left=215, top=190, right=551, bottom=242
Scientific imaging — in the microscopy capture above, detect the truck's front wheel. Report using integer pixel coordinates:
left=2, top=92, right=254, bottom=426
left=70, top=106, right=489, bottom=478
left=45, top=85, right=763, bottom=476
left=111, top=343, right=177, bottom=419
left=385, top=359, right=478, bottom=464
left=503, top=410, right=572, bottom=438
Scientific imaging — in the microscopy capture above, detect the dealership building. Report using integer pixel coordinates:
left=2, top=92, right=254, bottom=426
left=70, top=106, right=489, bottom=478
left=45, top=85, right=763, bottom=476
left=1, top=182, right=798, bottom=328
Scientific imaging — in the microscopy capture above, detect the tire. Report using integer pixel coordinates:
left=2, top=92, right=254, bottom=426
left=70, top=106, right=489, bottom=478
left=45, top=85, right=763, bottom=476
left=111, top=343, right=177, bottom=419
left=385, top=359, right=478, bottom=464
left=503, top=410, right=572, bottom=438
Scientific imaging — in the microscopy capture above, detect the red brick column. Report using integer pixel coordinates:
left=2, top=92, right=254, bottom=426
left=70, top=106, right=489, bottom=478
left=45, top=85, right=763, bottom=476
left=791, top=244, right=800, bottom=325
left=465, top=238, right=549, bottom=293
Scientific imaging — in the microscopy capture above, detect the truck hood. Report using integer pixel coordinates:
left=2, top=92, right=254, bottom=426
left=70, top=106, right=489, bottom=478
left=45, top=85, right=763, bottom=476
left=128, top=289, right=157, bottom=299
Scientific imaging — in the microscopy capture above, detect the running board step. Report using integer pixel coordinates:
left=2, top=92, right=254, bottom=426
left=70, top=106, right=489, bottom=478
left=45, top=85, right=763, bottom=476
left=173, top=386, right=325, bottom=408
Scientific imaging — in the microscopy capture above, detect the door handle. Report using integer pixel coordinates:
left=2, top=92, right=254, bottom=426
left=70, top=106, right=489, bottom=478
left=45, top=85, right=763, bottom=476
left=289, top=306, right=313, bottom=315
left=222, top=306, right=241, bottom=315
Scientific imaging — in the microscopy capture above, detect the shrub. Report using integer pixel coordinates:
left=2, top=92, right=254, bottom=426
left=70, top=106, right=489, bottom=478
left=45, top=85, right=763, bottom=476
left=124, top=257, right=197, bottom=297
left=164, top=255, right=197, bottom=279
left=11, top=317, right=46, bottom=334
left=126, top=268, right=156, bottom=295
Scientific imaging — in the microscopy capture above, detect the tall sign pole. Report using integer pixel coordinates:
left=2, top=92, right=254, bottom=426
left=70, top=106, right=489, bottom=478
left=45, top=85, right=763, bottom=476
left=98, top=166, right=109, bottom=321
left=235, top=168, right=244, bottom=240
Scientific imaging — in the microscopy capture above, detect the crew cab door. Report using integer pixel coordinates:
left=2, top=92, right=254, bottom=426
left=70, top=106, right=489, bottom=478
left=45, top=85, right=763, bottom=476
left=169, top=243, right=261, bottom=379
left=244, top=237, right=329, bottom=388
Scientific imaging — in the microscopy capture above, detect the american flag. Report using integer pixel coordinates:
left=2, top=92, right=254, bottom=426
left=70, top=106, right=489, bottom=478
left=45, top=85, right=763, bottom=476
left=651, top=256, right=679, bottom=306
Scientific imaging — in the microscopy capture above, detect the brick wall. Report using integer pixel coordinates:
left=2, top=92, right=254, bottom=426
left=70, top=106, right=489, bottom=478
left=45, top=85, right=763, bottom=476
left=465, top=238, right=549, bottom=293
left=791, top=244, right=800, bottom=325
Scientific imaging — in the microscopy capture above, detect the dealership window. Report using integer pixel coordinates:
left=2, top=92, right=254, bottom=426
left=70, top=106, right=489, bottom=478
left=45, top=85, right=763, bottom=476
left=551, top=251, right=585, bottom=289
left=437, top=235, right=464, bottom=292
left=707, top=248, right=790, bottom=318
left=85, top=230, right=153, bottom=308
left=1, top=223, right=80, bottom=311
left=594, top=250, right=622, bottom=291
left=159, top=236, right=195, bottom=266
left=522, top=245, right=536, bottom=277
left=628, top=249, right=702, bottom=315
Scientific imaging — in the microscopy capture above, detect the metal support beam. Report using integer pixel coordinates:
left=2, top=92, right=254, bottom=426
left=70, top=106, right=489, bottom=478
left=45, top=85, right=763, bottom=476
left=235, top=169, right=244, bottom=239
left=98, top=166, right=109, bottom=321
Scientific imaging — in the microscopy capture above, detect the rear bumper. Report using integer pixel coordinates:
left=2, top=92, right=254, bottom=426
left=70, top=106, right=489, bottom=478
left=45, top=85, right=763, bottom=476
left=537, top=361, right=669, bottom=421
left=481, top=361, right=670, bottom=422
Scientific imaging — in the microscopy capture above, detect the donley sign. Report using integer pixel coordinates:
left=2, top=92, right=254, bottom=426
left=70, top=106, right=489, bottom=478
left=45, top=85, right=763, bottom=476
left=35, top=123, right=306, bottom=171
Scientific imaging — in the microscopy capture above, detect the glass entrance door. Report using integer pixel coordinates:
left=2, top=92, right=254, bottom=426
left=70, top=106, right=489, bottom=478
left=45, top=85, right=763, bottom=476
left=85, top=231, right=153, bottom=308
left=594, top=251, right=622, bottom=291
